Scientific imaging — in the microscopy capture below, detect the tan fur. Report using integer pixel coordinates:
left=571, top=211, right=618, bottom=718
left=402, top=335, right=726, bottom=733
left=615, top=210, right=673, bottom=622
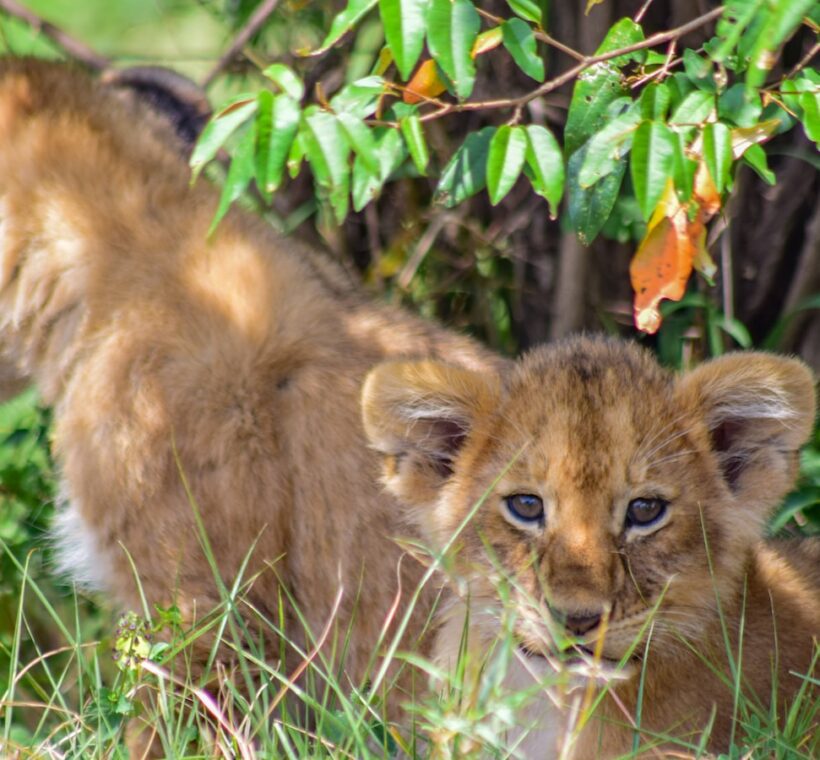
left=0, top=58, right=503, bottom=717
left=1, top=60, right=817, bottom=758
left=364, top=339, right=819, bottom=756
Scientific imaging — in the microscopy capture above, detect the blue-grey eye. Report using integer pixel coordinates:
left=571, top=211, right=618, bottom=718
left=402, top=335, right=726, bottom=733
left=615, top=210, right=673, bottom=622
left=625, top=497, right=668, bottom=528
left=505, top=494, right=544, bottom=523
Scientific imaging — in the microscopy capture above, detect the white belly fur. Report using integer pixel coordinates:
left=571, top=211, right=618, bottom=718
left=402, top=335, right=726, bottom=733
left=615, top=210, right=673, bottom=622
left=51, top=488, right=114, bottom=592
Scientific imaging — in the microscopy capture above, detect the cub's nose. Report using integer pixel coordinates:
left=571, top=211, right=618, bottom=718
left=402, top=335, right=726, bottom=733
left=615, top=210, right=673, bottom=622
left=549, top=606, right=602, bottom=636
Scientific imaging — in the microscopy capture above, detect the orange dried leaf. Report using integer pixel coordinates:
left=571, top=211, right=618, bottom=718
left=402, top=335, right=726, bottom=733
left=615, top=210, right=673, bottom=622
left=730, top=119, right=779, bottom=159
left=693, top=161, right=721, bottom=217
left=630, top=182, right=695, bottom=334
left=404, top=59, right=447, bottom=104
left=689, top=210, right=717, bottom=282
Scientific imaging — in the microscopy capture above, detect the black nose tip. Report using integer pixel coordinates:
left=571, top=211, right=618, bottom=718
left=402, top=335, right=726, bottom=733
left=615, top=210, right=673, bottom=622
left=549, top=606, right=603, bottom=636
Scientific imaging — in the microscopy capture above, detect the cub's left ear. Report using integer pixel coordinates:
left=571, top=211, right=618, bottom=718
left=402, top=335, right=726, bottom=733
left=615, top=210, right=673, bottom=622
left=677, top=352, right=816, bottom=508
left=362, top=361, right=501, bottom=507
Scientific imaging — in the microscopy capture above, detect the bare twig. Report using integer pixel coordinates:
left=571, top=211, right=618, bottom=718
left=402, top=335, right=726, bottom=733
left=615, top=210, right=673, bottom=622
left=0, top=0, right=109, bottom=69
left=784, top=40, right=820, bottom=81
left=418, top=6, right=724, bottom=124
left=475, top=7, right=585, bottom=62
left=202, top=0, right=280, bottom=87
left=630, top=39, right=679, bottom=89
left=634, top=0, right=657, bottom=25
left=539, top=31, right=587, bottom=62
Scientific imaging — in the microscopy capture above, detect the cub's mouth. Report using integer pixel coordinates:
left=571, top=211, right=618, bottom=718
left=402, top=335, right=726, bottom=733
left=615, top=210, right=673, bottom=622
left=516, top=642, right=629, bottom=669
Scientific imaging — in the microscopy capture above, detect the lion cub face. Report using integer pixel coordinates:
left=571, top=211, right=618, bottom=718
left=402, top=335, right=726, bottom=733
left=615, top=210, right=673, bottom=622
left=363, top=338, right=815, bottom=664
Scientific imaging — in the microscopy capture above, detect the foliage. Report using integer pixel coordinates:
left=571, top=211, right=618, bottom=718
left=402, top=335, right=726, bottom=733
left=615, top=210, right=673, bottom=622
left=195, top=0, right=819, bottom=334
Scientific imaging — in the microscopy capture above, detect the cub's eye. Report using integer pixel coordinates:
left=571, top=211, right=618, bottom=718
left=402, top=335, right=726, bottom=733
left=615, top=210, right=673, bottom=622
left=505, top=494, right=544, bottom=523
left=625, top=497, right=668, bottom=528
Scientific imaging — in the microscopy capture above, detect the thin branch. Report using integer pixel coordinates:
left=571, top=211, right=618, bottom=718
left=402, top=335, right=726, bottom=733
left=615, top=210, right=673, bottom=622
left=474, top=6, right=585, bottom=62
left=418, top=6, right=724, bottom=124
left=539, top=31, right=586, bottom=63
left=630, top=39, right=679, bottom=89
left=202, top=0, right=280, bottom=87
left=0, top=0, right=109, bottom=70
left=784, top=40, right=820, bottom=81
left=634, top=0, right=657, bottom=25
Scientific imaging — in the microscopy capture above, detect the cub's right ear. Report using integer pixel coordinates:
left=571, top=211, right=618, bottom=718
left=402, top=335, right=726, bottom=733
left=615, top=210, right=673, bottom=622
left=362, top=361, right=500, bottom=507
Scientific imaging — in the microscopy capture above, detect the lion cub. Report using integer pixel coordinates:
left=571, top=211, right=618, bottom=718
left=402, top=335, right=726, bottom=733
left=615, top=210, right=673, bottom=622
left=0, top=58, right=816, bottom=757
left=363, top=339, right=819, bottom=756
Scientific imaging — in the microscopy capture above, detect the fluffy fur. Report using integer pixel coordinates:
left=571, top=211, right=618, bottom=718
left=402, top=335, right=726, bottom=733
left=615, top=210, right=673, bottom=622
left=0, top=58, right=501, bottom=725
left=0, top=59, right=817, bottom=757
left=364, top=339, right=819, bottom=756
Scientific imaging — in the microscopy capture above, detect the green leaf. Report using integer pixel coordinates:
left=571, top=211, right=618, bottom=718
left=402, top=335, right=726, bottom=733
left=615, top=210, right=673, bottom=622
left=426, top=0, right=480, bottom=99
left=262, top=63, right=305, bottom=100
left=746, top=0, right=816, bottom=92
left=669, top=90, right=715, bottom=140
left=769, top=487, right=820, bottom=534
left=303, top=109, right=351, bottom=224
left=564, top=19, right=643, bottom=157
left=565, top=69, right=627, bottom=157
left=190, top=96, right=257, bottom=179
left=486, top=125, right=528, bottom=205
left=799, top=90, right=820, bottom=146
left=595, top=17, right=646, bottom=66
left=672, top=131, right=697, bottom=198
left=209, top=126, right=256, bottom=235
left=578, top=108, right=641, bottom=188
left=741, top=143, right=775, bottom=185
left=330, top=76, right=386, bottom=118
left=501, top=18, right=544, bottom=82
left=352, top=128, right=405, bottom=210
left=712, top=0, right=764, bottom=62
left=399, top=113, right=429, bottom=174
left=254, top=90, right=274, bottom=196
left=336, top=113, right=379, bottom=174
left=524, top=125, right=563, bottom=218
left=287, top=131, right=305, bottom=179
left=505, top=0, right=542, bottom=25
left=717, top=314, right=752, bottom=348
left=630, top=120, right=677, bottom=220
left=718, top=84, right=762, bottom=127
left=473, top=26, right=504, bottom=56
left=638, top=83, right=671, bottom=120
left=379, top=0, right=427, bottom=80
left=313, top=0, right=379, bottom=55
left=257, top=94, right=300, bottom=193
left=682, top=49, right=715, bottom=92
left=567, top=143, right=625, bottom=245
left=434, top=127, right=496, bottom=207
left=702, top=122, right=732, bottom=194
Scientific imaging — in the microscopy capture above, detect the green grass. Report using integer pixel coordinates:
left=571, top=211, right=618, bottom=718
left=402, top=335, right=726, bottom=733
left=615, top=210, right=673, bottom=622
left=0, top=390, right=818, bottom=758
